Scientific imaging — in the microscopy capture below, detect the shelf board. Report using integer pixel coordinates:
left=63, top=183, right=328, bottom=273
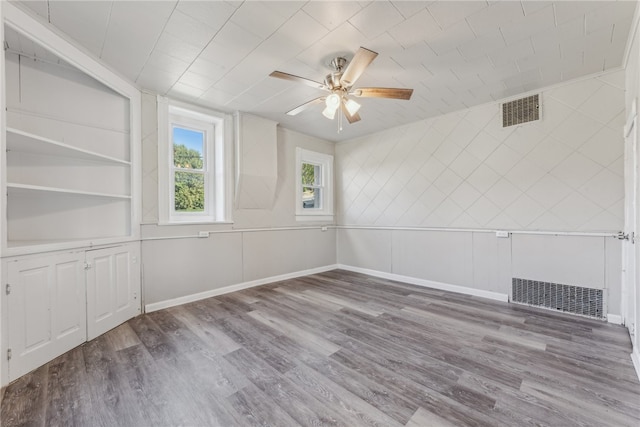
left=6, top=127, right=130, bottom=165
left=7, top=183, right=132, bottom=199
left=4, top=236, right=136, bottom=257
left=7, top=237, right=90, bottom=248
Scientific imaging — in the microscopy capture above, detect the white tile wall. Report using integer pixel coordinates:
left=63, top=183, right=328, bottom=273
left=336, top=71, right=625, bottom=232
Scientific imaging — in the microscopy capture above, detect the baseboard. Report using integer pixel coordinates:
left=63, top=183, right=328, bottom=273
left=632, top=349, right=640, bottom=383
left=336, top=264, right=509, bottom=302
left=144, top=264, right=339, bottom=313
left=607, top=314, right=623, bottom=325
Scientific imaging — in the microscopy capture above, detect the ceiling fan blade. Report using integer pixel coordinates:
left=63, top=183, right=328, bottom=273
left=340, top=47, right=378, bottom=87
left=286, top=97, right=325, bottom=116
left=342, top=104, right=361, bottom=124
left=352, top=87, right=414, bottom=100
left=269, top=71, right=326, bottom=90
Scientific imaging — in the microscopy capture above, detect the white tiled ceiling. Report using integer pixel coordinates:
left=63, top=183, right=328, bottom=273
left=10, top=0, right=637, bottom=142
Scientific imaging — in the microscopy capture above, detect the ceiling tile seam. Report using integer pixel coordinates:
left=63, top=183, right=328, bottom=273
left=330, top=0, right=376, bottom=34
left=98, top=1, right=114, bottom=60
left=601, top=23, right=619, bottom=71
left=133, top=1, right=179, bottom=85
left=519, top=1, right=527, bottom=18
left=424, top=5, right=445, bottom=33
left=389, top=1, right=425, bottom=22
left=464, top=15, right=479, bottom=39
left=164, top=3, right=249, bottom=98
left=207, top=8, right=333, bottom=108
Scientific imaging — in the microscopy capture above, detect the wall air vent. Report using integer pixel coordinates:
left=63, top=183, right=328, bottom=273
left=512, top=278, right=604, bottom=319
left=502, top=94, right=540, bottom=127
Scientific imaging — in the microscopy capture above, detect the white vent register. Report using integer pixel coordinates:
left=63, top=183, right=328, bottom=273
left=512, top=278, right=604, bottom=319
left=502, top=94, right=540, bottom=127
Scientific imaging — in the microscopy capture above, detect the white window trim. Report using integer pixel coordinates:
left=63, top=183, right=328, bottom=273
left=296, top=147, right=334, bottom=222
left=157, top=97, right=233, bottom=225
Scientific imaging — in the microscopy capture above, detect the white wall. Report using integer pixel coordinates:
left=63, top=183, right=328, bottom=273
left=624, top=3, right=640, bottom=377
left=336, top=72, right=625, bottom=316
left=337, top=71, right=624, bottom=231
left=139, top=93, right=337, bottom=307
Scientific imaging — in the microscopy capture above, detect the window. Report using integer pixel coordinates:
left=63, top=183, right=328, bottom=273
left=171, top=118, right=210, bottom=219
left=296, top=148, right=333, bottom=221
left=158, top=97, right=232, bottom=224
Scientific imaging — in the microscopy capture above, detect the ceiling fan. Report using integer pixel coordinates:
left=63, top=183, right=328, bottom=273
left=269, top=47, right=413, bottom=125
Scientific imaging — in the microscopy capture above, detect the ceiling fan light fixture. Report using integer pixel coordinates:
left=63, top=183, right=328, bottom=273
left=323, top=93, right=341, bottom=120
left=322, top=106, right=337, bottom=120
left=344, top=98, right=361, bottom=115
left=325, top=93, right=341, bottom=110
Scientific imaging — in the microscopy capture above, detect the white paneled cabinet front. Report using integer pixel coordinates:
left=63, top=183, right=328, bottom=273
left=86, top=245, right=140, bottom=340
left=6, top=252, right=86, bottom=381
left=5, top=243, right=140, bottom=381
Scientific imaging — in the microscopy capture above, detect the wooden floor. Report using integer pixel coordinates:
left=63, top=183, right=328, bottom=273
left=2, top=270, right=640, bottom=426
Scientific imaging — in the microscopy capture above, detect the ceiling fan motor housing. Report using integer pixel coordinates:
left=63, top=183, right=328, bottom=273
left=331, top=57, right=347, bottom=72
left=324, top=56, right=347, bottom=91
left=325, top=72, right=342, bottom=90
left=326, top=57, right=348, bottom=90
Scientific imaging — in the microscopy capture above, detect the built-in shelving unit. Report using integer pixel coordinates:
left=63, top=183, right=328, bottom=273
left=0, top=2, right=142, bottom=388
left=1, top=21, right=139, bottom=256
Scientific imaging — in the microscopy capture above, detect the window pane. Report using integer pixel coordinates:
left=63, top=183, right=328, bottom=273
left=175, top=171, right=205, bottom=212
left=173, top=127, right=204, bottom=169
left=302, top=186, right=321, bottom=209
left=301, top=163, right=320, bottom=186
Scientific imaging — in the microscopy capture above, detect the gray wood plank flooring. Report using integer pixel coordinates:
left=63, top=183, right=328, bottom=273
left=2, top=269, right=640, bottom=426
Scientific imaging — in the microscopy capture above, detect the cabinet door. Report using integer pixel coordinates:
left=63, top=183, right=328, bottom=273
left=86, top=244, right=141, bottom=340
left=7, top=253, right=86, bottom=381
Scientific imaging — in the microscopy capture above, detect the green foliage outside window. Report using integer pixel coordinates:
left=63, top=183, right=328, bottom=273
left=174, top=143, right=205, bottom=211
left=174, top=143, right=203, bottom=169
left=302, top=163, right=320, bottom=209
left=301, top=163, right=316, bottom=185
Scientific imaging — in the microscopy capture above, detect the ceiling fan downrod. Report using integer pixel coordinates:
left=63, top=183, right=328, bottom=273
left=325, top=57, right=347, bottom=90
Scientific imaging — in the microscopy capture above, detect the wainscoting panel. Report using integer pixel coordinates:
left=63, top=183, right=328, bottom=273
left=242, top=229, right=336, bottom=282
left=511, top=234, right=605, bottom=289
left=142, top=228, right=337, bottom=309
left=391, top=229, right=473, bottom=288
left=336, top=227, right=621, bottom=317
left=141, top=233, right=244, bottom=305
left=472, top=231, right=512, bottom=294
left=337, top=228, right=392, bottom=273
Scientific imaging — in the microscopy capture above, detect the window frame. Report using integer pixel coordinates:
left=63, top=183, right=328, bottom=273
left=157, top=97, right=233, bottom=225
left=295, top=148, right=334, bottom=221
left=169, top=114, right=214, bottom=223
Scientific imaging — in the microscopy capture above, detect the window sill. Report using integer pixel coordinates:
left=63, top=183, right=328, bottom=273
left=158, top=220, right=234, bottom=226
left=295, top=214, right=334, bottom=222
